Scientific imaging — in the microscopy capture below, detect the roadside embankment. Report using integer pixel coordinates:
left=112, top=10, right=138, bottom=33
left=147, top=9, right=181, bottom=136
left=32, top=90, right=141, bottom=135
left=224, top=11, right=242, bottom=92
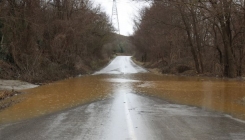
left=132, top=58, right=162, bottom=75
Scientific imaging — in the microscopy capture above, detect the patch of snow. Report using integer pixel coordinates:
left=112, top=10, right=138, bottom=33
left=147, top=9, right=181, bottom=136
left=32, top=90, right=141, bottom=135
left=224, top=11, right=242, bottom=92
left=0, top=80, right=38, bottom=90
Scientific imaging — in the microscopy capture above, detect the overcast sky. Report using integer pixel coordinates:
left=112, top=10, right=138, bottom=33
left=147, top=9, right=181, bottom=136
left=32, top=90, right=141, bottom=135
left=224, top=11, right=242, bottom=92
left=92, top=0, right=150, bottom=36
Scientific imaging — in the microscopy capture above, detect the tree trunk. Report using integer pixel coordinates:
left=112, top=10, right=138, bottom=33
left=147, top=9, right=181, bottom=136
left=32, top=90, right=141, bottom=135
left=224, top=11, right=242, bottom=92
left=178, top=3, right=201, bottom=73
left=190, top=5, right=204, bottom=73
left=221, top=1, right=236, bottom=78
left=211, top=0, right=237, bottom=77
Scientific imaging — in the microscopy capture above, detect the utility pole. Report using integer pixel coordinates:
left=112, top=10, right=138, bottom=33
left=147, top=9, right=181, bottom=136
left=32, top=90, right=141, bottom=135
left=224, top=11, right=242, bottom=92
left=111, top=0, right=120, bottom=34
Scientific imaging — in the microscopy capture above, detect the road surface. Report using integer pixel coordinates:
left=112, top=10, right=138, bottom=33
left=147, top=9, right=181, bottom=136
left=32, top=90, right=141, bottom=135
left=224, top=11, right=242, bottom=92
left=0, top=56, right=245, bottom=140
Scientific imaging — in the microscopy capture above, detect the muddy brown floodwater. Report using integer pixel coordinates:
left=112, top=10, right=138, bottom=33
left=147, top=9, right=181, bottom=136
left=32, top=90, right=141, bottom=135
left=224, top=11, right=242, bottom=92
left=133, top=73, right=245, bottom=121
left=0, top=75, right=113, bottom=124
left=0, top=73, right=245, bottom=124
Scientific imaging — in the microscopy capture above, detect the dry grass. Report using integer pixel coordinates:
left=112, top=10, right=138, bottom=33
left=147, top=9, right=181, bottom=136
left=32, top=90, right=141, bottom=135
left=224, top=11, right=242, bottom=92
left=132, top=58, right=162, bottom=75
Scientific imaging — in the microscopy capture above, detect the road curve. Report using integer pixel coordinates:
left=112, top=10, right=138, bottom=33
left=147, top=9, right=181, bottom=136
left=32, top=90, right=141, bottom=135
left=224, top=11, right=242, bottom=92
left=0, top=56, right=245, bottom=140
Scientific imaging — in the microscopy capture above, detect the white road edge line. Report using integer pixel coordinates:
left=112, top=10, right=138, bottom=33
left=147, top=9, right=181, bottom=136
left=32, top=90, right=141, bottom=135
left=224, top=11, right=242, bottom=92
left=124, top=93, right=137, bottom=140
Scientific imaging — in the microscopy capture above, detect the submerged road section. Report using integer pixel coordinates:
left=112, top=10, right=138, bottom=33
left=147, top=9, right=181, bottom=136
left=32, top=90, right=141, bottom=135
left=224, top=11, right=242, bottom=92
left=1, top=56, right=245, bottom=140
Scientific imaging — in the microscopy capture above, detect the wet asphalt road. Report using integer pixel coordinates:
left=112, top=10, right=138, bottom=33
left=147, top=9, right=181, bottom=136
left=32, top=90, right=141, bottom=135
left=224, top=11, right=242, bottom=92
left=1, top=56, right=245, bottom=140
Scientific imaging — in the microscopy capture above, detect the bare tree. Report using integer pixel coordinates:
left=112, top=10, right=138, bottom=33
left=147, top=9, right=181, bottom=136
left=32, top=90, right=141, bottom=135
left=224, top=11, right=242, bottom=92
left=132, top=0, right=245, bottom=77
left=0, top=0, right=113, bottom=82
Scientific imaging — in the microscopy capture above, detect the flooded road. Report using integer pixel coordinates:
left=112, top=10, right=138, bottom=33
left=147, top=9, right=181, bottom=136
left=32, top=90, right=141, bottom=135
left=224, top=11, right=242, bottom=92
left=1, top=56, right=245, bottom=140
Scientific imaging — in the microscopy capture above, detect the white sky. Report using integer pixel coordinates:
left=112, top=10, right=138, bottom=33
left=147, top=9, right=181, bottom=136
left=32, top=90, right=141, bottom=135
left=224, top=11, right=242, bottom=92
left=92, top=0, right=151, bottom=36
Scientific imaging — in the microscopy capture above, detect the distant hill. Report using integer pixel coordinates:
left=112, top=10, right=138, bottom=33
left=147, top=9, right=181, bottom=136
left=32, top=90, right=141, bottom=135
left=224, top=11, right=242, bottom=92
left=102, top=33, right=135, bottom=57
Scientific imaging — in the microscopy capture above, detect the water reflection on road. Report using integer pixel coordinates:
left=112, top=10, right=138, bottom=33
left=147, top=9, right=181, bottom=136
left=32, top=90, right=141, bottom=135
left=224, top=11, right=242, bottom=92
left=0, top=73, right=245, bottom=124
left=1, top=73, right=245, bottom=140
left=102, top=78, right=137, bottom=140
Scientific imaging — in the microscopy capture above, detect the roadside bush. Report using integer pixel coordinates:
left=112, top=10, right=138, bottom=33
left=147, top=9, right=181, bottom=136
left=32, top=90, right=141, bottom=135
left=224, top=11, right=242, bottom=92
left=0, top=0, right=113, bottom=82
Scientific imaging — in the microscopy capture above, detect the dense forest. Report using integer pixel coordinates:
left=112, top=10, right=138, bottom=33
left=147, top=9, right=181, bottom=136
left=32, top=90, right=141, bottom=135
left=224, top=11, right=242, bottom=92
left=0, top=0, right=114, bottom=82
left=132, top=0, right=245, bottom=78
